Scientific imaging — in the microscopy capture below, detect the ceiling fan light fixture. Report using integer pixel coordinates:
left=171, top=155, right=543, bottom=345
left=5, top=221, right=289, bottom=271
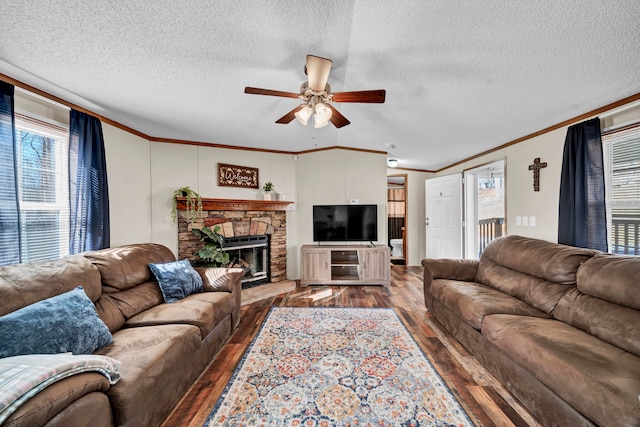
left=314, top=102, right=332, bottom=126
left=314, top=118, right=329, bottom=128
left=295, top=105, right=313, bottom=125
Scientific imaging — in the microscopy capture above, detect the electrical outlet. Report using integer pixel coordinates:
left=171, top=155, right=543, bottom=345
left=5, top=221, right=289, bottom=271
left=516, top=216, right=522, bottom=226
left=287, top=203, right=296, bottom=211
left=529, top=216, right=536, bottom=227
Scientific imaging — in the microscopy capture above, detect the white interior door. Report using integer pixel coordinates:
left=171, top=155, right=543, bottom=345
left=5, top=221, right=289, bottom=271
left=425, top=174, right=463, bottom=258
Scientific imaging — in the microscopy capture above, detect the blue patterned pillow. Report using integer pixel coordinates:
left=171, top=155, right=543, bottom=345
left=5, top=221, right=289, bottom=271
left=149, top=259, right=204, bottom=303
left=0, top=286, right=113, bottom=358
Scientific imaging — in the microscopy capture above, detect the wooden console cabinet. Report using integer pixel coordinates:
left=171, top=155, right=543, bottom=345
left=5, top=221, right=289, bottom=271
left=300, top=245, right=390, bottom=286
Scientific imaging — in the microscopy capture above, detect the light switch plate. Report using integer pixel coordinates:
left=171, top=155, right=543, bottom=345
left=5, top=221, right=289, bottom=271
left=529, top=216, right=536, bottom=227
left=287, top=203, right=296, bottom=210
left=516, top=216, right=522, bottom=226
left=522, top=216, right=529, bottom=226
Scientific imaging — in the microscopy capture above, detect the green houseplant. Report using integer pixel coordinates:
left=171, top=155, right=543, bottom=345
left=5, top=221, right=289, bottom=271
left=191, top=225, right=230, bottom=267
left=262, top=181, right=274, bottom=200
left=172, top=186, right=203, bottom=224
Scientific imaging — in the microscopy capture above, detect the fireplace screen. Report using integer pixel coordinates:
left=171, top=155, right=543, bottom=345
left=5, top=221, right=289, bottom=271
left=222, top=235, right=270, bottom=288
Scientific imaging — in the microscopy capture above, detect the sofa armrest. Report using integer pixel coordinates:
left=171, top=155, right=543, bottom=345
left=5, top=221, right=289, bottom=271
left=3, top=373, right=112, bottom=427
left=421, top=259, right=479, bottom=312
left=197, top=267, right=244, bottom=329
left=422, top=258, right=479, bottom=281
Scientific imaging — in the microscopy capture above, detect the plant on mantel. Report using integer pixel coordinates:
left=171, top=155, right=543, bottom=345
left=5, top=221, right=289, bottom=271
left=191, top=225, right=230, bottom=267
left=171, top=186, right=203, bottom=224
left=262, top=181, right=274, bottom=201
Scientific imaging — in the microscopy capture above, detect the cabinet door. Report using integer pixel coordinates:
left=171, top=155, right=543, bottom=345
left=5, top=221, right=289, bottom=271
left=360, top=248, right=390, bottom=281
left=301, top=249, right=331, bottom=282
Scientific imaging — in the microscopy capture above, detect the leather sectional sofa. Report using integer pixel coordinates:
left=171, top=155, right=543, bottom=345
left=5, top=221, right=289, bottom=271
left=0, top=243, right=242, bottom=427
left=423, top=235, right=640, bottom=427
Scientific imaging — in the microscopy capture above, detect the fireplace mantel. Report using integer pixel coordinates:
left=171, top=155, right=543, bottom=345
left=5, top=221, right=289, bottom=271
left=176, top=197, right=292, bottom=212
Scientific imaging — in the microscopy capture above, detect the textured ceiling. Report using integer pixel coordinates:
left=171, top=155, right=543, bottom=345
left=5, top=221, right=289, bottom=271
left=1, top=0, right=639, bottom=170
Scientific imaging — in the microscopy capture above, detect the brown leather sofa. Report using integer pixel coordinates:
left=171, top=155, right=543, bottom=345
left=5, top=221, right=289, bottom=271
left=422, top=235, right=640, bottom=427
left=0, top=243, right=242, bottom=427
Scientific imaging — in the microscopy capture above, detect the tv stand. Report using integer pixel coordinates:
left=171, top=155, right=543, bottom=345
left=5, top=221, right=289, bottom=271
left=300, top=245, right=390, bottom=286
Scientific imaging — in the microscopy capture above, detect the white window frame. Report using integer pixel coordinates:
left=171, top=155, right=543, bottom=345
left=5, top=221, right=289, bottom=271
left=602, top=122, right=640, bottom=255
left=14, top=114, right=70, bottom=261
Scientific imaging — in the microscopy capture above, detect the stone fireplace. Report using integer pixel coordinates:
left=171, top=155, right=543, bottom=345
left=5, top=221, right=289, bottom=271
left=176, top=198, right=291, bottom=286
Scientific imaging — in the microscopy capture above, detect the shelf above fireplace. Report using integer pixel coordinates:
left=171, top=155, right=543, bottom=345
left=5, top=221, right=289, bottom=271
left=176, top=198, right=293, bottom=211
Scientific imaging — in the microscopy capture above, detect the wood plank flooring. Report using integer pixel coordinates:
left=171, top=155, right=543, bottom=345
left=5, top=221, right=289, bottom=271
left=161, top=266, right=543, bottom=427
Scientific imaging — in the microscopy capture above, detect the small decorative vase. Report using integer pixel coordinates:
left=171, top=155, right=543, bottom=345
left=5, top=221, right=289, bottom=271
left=276, top=192, right=286, bottom=201
left=263, top=192, right=272, bottom=201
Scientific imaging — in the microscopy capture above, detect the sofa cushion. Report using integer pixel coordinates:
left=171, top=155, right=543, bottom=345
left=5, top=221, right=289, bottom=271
left=475, top=259, right=575, bottom=313
left=94, top=294, right=127, bottom=333
left=84, top=244, right=175, bottom=293
left=482, top=314, right=640, bottom=427
left=577, top=253, right=640, bottom=310
left=199, top=267, right=244, bottom=292
left=94, top=324, right=201, bottom=427
left=125, top=292, right=234, bottom=339
left=0, top=255, right=102, bottom=316
left=0, top=287, right=112, bottom=357
left=150, top=259, right=203, bottom=303
left=554, top=287, right=640, bottom=357
left=430, top=279, right=550, bottom=330
left=476, top=236, right=597, bottom=313
left=478, top=235, right=598, bottom=284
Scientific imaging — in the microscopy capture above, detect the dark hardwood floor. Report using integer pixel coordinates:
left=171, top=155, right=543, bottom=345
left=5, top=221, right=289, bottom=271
left=161, top=266, right=542, bottom=427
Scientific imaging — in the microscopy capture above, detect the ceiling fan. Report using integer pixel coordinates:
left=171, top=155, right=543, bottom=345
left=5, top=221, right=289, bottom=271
left=244, top=55, right=386, bottom=129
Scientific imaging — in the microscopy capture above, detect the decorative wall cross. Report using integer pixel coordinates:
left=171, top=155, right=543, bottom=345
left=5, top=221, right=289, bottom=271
left=528, top=157, right=547, bottom=192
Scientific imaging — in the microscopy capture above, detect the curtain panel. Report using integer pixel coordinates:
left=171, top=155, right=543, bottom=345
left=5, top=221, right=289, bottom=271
left=69, top=110, right=110, bottom=253
left=0, top=82, right=20, bottom=265
left=558, top=117, right=607, bottom=251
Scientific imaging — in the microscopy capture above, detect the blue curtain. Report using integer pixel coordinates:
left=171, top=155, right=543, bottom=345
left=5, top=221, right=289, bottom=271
left=0, top=82, right=20, bottom=265
left=69, top=109, right=110, bottom=253
left=558, top=118, right=607, bottom=251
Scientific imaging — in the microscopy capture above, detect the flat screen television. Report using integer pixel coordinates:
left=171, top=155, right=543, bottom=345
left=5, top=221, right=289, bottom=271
left=313, top=204, right=378, bottom=243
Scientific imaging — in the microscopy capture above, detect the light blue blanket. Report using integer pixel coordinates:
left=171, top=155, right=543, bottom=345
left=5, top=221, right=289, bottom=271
left=0, top=353, right=120, bottom=424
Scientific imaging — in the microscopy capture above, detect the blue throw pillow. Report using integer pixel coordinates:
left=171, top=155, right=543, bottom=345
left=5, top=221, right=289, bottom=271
left=0, top=286, right=113, bottom=358
left=149, top=259, right=204, bottom=303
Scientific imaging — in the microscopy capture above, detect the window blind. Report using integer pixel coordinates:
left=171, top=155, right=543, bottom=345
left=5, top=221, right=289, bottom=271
left=602, top=122, right=640, bottom=254
left=14, top=113, right=70, bottom=261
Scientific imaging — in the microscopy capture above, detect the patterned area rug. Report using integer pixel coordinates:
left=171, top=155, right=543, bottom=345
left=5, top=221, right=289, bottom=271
left=205, top=307, right=473, bottom=426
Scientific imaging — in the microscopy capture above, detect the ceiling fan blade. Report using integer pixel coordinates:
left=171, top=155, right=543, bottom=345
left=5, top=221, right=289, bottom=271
left=327, top=104, right=350, bottom=128
left=275, top=105, right=304, bottom=124
left=306, top=55, right=332, bottom=92
left=244, top=87, right=300, bottom=99
left=331, top=90, right=386, bottom=103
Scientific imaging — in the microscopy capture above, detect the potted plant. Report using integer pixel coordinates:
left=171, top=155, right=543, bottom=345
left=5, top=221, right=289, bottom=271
left=262, top=181, right=274, bottom=201
left=191, top=225, right=230, bottom=267
left=171, top=186, right=203, bottom=224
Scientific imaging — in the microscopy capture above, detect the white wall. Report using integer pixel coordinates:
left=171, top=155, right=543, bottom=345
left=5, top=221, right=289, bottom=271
left=437, top=100, right=640, bottom=245
left=296, top=149, right=388, bottom=274
left=147, top=143, right=298, bottom=273
left=105, top=138, right=387, bottom=279
left=102, top=124, right=153, bottom=246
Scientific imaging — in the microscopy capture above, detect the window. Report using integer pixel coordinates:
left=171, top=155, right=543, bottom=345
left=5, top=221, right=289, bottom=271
left=603, top=123, right=640, bottom=255
left=14, top=114, right=69, bottom=261
left=464, top=160, right=505, bottom=258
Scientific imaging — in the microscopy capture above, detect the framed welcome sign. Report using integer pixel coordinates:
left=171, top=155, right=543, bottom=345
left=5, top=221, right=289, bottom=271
left=217, top=163, right=259, bottom=189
